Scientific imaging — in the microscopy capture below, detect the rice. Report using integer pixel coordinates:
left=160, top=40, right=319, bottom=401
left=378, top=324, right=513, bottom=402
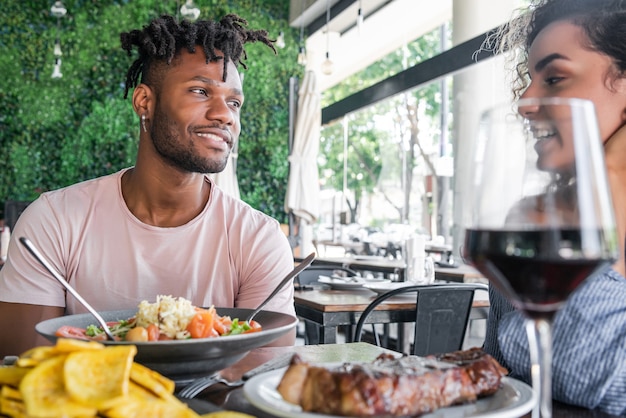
left=135, top=295, right=197, bottom=339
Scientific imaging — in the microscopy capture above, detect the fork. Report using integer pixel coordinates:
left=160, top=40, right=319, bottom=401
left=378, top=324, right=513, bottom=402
left=177, top=374, right=245, bottom=399
left=177, top=354, right=292, bottom=399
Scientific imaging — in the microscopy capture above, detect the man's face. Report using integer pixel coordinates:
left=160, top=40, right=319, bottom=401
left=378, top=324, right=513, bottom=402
left=150, top=49, right=243, bottom=174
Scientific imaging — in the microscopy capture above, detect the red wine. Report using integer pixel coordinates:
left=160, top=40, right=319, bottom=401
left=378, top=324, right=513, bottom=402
left=464, top=228, right=607, bottom=319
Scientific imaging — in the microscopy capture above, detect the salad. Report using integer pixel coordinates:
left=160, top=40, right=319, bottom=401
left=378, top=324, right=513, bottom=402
left=55, top=295, right=261, bottom=342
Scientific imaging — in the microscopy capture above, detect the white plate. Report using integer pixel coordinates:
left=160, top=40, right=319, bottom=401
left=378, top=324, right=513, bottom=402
left=243, top=366, right=536, bottom=418
left=363, top=281, right=421, bottom=296
left=318, top=276, right=390, bottom=290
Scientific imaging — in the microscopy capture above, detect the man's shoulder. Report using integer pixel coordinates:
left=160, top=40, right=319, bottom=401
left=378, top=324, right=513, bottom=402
left=27, top=170, right=124, bottom=218
left=41, top=170, right=123, bottom=201
left=211, top=186, right=281, bottom=228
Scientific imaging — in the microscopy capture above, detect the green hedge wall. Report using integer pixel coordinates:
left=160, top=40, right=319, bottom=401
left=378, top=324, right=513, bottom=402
left=0, top=0, right=302, bottom=223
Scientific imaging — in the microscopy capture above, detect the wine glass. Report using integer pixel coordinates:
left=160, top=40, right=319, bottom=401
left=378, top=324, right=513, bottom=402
left=463, top=97, right=618, bottom=417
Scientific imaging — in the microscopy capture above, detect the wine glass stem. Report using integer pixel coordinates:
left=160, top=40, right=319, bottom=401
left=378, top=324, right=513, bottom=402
left=525, top=318, right=553, bottom=418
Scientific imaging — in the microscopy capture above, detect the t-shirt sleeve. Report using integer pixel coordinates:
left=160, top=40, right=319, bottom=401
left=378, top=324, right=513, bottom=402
left=234, top=213, right=296, bottom=318
left=0, top=195, right=67, bottom=307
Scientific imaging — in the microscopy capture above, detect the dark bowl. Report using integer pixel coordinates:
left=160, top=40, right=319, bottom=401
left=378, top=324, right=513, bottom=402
left=36, top=308, right=297, bottom=383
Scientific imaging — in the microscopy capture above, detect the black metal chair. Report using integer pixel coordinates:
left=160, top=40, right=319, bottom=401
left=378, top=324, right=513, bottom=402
left=4, top=200, right=32, bottom=231
left=295, top=265, right=359, bottom=344
left=354, top=282, right=488, bottom=356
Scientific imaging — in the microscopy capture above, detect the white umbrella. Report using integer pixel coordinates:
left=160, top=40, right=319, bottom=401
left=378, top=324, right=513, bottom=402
left=209, top=145, right=240, bottom=200
left=285, top=71, right=321, bottom=253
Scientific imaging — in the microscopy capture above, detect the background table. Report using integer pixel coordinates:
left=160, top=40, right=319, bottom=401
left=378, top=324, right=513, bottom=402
left=293, top=287, right=489, bottom=350
left=296, top=255, right=484, bottom=283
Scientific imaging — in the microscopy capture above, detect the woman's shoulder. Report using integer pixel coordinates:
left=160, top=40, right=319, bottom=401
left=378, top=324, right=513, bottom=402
left=563, top=267, right=626, bottom=316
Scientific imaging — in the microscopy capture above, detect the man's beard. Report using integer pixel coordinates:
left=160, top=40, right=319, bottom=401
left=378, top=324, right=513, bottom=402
left=150, top=107, right=230, bottom=174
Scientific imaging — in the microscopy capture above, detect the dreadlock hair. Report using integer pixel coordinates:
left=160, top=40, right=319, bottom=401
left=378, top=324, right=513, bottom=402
left=483, top=0, right=626, bottom=99
left=120, top=14, right=276, bottom=99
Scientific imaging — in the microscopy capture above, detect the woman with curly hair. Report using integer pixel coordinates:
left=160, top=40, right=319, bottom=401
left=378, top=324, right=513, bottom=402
left=483, top=0, right=626, bottom=414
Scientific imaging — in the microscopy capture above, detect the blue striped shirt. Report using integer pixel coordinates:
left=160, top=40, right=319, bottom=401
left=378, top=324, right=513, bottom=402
left=483, top=267, right=626, bottom=415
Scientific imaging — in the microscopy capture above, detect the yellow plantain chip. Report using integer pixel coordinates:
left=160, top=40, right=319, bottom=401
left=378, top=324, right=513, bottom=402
left=200, top=413, right=257, bottom=418
left=105, top=396, right=199, bottom=418
left=54, top=338, right=105, bottom=353
left=0, top=395, right=26, bottom=418
left=64, top=345, right=136, bottom=407
left=19, top=355, right=97, bottom=417
left=14, top=358, right=40, bottom=368
left=129, top=362, right=175, bottom=398
left=97, top=380, right=159, bottom=412
left=0, top=367, right=29, bottom=387
left=19, top=345, right=56, bottom=361
left=1, top=385, right=22, bottom=400
left=16, top=346, right=58, bottom=368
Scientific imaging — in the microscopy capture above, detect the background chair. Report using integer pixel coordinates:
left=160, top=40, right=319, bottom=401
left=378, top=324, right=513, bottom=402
left=295, top=265, right=359, bottom=344
left=4, top=200, right=32, bottom=231
left=354, top=282, right=488, bottom=356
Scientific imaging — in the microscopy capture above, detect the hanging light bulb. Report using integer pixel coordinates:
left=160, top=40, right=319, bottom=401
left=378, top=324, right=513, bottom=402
left=297, top=46, right=307, bottom=66
left=51, top=58, right=63, bottom=79
left=321, top=51, right=334, bottom=75
left=50, top=1, right=67, bottom=18
left=275, top=31, right=285, bottom=49
left=356, top=0, right=364, bottom=35
left=180, top=0, right=200, bottom=21
left=295, top=0, right=308, bottom=66
left=321, top=0, right=334, bottom=75
left=53, top=38, right=62, bottom=57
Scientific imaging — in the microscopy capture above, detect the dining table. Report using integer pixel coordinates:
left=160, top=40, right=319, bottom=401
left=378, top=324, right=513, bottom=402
left=188, top=342, right=620, bottom=418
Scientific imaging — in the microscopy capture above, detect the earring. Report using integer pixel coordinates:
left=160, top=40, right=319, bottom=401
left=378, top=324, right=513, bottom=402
left=141, top=114, right=147, bottom=133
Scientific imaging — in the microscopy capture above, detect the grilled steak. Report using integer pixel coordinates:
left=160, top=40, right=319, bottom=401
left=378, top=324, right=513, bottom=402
left=277, top=348, right=507, bottom=417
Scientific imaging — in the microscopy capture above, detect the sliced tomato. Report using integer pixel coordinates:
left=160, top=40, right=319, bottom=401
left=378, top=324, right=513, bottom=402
left=146, top=324, right=160, bottom=341
left=212, top=310, right=232, bottom=336
left=55, top=325, right=89, bottom=340
left=243, top=320, right=262, bottom=333
left=187, top=309, right=218, bottom=338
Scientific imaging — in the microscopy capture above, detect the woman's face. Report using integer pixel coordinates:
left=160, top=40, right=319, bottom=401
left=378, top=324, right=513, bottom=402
left=519, top=21, right=626, bottom=171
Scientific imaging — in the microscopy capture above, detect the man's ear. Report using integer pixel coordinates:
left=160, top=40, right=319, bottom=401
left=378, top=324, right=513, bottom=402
left=132, top=83, right=153, bottom=119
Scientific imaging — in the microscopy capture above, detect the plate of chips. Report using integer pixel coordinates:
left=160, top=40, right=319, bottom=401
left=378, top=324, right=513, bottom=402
left=35, top=308, right=297, bottom=384
left=0, top=338, right=258, bottom=418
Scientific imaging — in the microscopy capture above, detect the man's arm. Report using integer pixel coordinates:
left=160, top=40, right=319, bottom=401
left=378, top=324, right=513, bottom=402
left=265, top=327, right=296, bottom=347
left=0, top=302, right=65, bottom=357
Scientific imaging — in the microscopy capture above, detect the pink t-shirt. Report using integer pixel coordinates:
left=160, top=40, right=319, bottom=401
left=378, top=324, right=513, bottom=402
left=0, top=169, right=295, bottom=318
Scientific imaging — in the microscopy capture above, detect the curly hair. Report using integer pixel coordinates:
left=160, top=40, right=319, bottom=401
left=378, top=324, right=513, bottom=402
left=484, top=0, right=626, bottom=99
left=120, top=14, right=276, bottom=99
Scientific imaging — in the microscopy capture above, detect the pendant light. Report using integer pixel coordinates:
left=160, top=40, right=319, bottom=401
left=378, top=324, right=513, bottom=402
left=51, top=58, right=63, bottom=79
left=180, top=0, right=200, bottom=21
left=50, top=1, right=67, bottom=79
left=321, top=0, right=334, bottom=75
left=296, top=0, right=307, bottom=66
left=356, top=0, right=364, bottom=35
left=50, top=1, right=67, bottom=18
left=275, top=31, right=286, bottom=49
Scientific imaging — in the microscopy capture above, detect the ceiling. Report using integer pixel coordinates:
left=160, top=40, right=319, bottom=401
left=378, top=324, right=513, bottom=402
left=288, top=0, right=452, bottom=91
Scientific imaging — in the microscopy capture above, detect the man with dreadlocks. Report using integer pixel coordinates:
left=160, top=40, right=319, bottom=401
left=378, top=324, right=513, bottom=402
left=0, top=14, right=296, bottom=356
